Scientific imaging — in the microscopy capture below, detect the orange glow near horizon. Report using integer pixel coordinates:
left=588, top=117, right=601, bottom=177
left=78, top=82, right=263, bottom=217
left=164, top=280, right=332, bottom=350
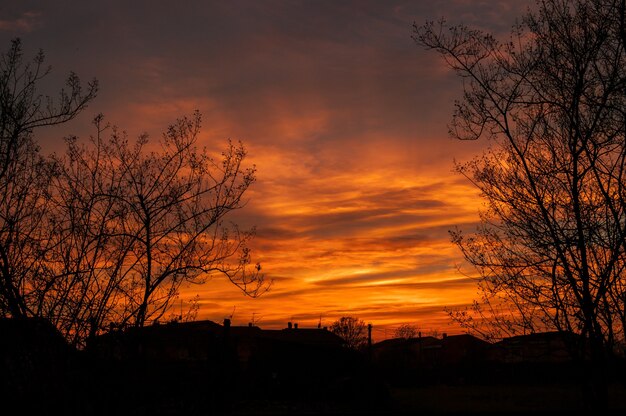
left=177, top=143, right=485, bottom=340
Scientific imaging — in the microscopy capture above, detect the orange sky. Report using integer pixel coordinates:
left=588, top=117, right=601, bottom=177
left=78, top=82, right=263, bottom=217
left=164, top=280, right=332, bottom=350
left=1, top=0, right=531, bottom=340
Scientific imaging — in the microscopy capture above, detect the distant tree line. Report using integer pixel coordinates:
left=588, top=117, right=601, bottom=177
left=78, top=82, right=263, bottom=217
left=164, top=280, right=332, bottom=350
left=0, top=39, right=266, bottom=347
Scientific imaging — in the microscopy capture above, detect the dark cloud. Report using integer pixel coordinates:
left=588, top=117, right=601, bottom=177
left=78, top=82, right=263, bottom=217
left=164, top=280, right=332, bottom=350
left=0, top=11, right=40, bottom=33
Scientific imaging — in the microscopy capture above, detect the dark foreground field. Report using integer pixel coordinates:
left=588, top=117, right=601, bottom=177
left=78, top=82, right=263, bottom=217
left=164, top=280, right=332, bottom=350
left=390, top=383, right=626, bottom=415
left=228, top=383, right=626, bottom=416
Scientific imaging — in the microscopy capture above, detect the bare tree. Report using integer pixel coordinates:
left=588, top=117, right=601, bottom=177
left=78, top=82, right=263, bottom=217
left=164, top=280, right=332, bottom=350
left=39, top=116, right=133, bottom=345
left=0, top=39, right=266, bottom=347
left=0, top=38, right=97, bottom=319
left=43, top=112, right=267, bottom=343
left=415, top=0, right=626, bottom=409
left=394, top=323, right=419, bottom=339
left=106, top=111, right=266, bottom=327
left=330, top=316, right=367, bottom=350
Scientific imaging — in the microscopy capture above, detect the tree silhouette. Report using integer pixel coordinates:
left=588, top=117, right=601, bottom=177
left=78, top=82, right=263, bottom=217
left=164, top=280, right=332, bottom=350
left=415, top=0, right=626, bottom=409
left=394, top=323, right=419, bottom=339
left=43, top=113, right=267, bottom=344
left=330, top=316, right=367, bottom=350
left=0, top=39, right=266, bottom=347
left=0, top=38, right=97, bottom=319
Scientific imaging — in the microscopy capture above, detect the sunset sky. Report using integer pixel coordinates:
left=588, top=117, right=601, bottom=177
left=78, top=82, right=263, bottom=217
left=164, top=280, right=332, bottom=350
left=1, top=1, right=532, bottom=339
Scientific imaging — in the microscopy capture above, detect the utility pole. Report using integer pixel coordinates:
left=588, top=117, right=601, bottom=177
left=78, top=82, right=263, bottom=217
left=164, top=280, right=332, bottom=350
left=367, top=323, right=373, bottom=361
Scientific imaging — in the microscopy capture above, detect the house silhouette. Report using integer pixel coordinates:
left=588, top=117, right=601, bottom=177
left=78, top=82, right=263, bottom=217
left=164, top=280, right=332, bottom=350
left=86, top=319, right=384, bottom=411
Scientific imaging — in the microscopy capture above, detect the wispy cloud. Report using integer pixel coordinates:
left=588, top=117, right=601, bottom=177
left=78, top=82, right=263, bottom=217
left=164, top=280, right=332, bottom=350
left=0, top=11, right=40, bottom=33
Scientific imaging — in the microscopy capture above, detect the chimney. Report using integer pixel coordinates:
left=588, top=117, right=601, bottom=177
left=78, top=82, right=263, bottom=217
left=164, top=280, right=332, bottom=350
left=248, top=322, right=253, bottom=327
left=294, top=323, right=298, bottom=329
left=442, top=333, right=448, bottom=339
left=287, top=322, right=292, bottom=329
